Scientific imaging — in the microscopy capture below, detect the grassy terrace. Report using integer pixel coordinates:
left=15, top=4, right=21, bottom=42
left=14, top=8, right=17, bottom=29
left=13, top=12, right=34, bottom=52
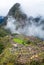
left=13, top=38, right=25, bottom=44
left=13, top=37, right=37, bottom=46
left=0, top=36, right=44, bottom=65
left=13, top=38, right=29, bottom=45
left=13, top=38, right=23, bottom=44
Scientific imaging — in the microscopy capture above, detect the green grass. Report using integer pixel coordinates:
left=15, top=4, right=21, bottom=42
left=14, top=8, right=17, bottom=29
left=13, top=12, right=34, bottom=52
left=13, top=38, right=29, bottom=46
left=41, top=63, right=44, bottom=65
left=13, top=38, right=34, bottom=46
left=13, top=36, right=43, bottom=46
left=13, top=38, right=24, bottom=44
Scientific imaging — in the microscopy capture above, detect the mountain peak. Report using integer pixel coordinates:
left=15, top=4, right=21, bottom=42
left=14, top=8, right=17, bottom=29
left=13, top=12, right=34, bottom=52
left=8, top=3, right=20, bottom=16
left=8, top=3, right=27, bottom=21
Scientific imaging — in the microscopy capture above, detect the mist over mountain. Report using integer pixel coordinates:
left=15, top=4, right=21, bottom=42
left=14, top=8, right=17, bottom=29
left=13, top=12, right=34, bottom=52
left=1, top=3, right=44, bottom=39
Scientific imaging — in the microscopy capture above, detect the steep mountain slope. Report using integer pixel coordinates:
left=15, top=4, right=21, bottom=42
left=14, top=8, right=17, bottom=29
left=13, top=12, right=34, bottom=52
left=0, top=34, right=44, bottom=65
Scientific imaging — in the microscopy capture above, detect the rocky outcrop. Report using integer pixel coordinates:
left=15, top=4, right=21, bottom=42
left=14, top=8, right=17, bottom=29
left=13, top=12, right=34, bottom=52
left=8, top=3, right=27, bottom=21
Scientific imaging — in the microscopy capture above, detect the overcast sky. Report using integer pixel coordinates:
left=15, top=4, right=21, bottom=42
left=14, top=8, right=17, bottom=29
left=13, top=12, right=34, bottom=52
left=0, top=0, right=44, bottom=17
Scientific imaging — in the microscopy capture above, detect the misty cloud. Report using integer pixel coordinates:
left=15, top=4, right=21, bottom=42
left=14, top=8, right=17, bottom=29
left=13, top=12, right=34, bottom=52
left=5, top=15, right=44, bottom=39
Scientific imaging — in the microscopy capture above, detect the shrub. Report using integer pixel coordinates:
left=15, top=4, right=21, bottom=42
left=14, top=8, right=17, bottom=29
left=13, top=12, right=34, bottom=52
left=30, top=60, right=40, bottom=65
left=0, top=43, right=4, bottom=54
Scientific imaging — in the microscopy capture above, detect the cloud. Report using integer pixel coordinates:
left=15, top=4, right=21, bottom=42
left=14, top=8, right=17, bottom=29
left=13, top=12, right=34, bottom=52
left=5, top=15, right=44, bottom=39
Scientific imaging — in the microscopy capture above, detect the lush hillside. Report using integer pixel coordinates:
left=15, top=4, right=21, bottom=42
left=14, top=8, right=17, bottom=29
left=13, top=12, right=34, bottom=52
left=0, top=29, right=44, bottom=65
left=0, top=27, right=10, bottom=37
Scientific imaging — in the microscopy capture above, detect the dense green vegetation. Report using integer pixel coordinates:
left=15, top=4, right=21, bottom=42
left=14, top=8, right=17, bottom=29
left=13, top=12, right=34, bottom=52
left=13, top=38, right=32, bottom=46
left=0, top=28, right=44, bottom=65
left=0, top=28, right=10, bottom=37
left=0, top=43, right=4, bottom=54
left=13, top=36, right=42, bottom=46
left=30, top=60, right=40, bottom=65
left=13, top=38, right=24, bottom=44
